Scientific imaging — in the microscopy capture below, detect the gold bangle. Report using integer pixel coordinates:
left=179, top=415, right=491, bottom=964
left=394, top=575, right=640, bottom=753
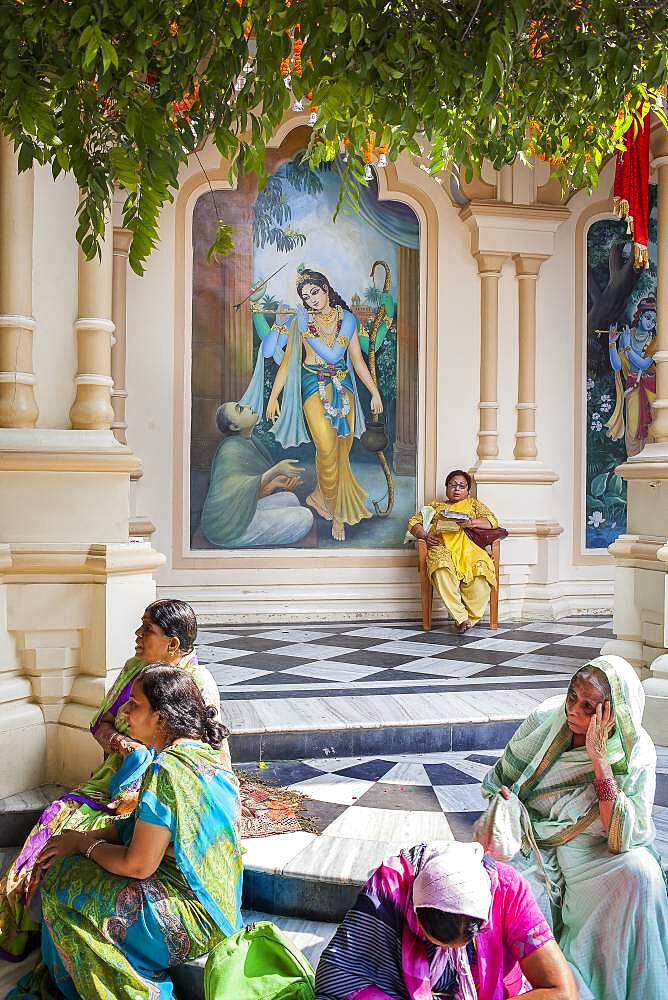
left=85, top=838, right=106, bottom=861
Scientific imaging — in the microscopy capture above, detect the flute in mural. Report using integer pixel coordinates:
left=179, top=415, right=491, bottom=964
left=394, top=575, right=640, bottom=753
left=233, top=262, right=289, bottom=312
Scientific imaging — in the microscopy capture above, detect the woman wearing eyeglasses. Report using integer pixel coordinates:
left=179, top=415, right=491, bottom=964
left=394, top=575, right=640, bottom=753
left=407, top=470, right=497, bottom=634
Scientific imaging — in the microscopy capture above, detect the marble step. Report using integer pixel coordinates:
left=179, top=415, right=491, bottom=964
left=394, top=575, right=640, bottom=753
left=242, top=830, right=394, bottom=923
left=229, top=714, right=522, bottom=764
left=0, top=785, right=65, bottom=848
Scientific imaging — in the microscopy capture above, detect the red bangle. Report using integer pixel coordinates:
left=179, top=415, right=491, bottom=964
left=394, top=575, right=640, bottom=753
left=593, top=777, right=618, bottom=801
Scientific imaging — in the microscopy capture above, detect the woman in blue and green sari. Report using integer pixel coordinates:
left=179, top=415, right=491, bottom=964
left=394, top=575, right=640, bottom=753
left=9, top=665, right=243, bottom=1000
left=0, top=599, right=223, bottom=962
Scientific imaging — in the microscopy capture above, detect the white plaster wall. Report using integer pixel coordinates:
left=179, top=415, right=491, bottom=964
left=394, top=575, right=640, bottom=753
left=118, top=135, right=617, bottom=619
left=32, top=167, right=78, bottom=429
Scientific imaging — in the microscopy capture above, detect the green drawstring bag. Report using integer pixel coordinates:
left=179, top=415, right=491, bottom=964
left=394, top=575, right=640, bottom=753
left=204, top=920, right=316, bottom=1000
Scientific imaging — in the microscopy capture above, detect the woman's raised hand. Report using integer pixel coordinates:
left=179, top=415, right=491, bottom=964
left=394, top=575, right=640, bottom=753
left=585, top=700, right=615, bottom=764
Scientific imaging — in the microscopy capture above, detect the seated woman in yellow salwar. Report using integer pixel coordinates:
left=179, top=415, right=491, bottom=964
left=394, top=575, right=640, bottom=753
left=407, top=470, right=497, bottom=633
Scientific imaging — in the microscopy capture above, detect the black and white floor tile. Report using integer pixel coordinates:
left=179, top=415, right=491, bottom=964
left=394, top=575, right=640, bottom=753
left=239, top=745, right=668, bottom=885
left=198, top=617, right=613, bottom=734
left=199, top=617, right=613, bottom=696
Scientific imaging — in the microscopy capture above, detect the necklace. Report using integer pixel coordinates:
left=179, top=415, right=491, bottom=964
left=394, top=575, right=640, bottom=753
left=308, top=306, right=342, bottom=348
left=314, top=304, right=338, bottom=324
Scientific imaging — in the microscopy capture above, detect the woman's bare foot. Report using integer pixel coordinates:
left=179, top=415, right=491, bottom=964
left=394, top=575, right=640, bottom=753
left=457, top=620, right=475, bottom=634
left=306, top=491, right=332, bottom=521
left=332, top=519, right=345, bottom=541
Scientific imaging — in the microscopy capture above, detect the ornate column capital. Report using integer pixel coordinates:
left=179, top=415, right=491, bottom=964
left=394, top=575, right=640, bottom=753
left=474, top=251, right=507, bottom=276
left=512, top=253, right=549, bottom=278
left=460, top=201, right=570, bottom=258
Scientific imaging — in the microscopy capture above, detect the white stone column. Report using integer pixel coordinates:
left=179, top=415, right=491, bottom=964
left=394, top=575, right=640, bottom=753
left=512, top=254, right=547, bottom=460
left=111, top=228, right=131, bottom=444
left=69, top=214, right=115, bottom=430
left=475, top=252, right=505, bottom=460
left=0, top=136, right=38, bottom=428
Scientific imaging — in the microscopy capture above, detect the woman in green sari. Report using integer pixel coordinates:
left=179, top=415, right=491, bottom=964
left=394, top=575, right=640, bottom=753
left=0, top=599, right=223, bottom=962
left=8, top=665, right=243, bottom=1000
left=481, top=654, right=668, bottom=999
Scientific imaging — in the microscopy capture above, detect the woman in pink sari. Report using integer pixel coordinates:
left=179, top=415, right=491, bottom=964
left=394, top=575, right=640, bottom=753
left=315, top=842, right=575, bottom=1000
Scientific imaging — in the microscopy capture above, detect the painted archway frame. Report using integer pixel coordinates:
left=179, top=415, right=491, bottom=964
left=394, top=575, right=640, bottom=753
left=172, top=121, right=441, bottom=570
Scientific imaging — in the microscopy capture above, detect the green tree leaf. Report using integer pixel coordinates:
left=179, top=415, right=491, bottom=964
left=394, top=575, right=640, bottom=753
left=331, top=8, right=347, bottom=34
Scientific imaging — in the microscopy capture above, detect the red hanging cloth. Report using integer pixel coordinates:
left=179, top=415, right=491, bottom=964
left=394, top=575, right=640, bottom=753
left=613, top=110, right=650, bottom=268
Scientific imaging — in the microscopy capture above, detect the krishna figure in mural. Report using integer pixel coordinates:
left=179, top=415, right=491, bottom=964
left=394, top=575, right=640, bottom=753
left=606, top=296, right=657, bottom=457
left=241, top=267, right=383, bottom=542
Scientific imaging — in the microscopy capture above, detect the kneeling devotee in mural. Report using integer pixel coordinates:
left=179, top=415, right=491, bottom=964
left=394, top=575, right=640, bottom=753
left=200, top=400, right=314, bottom=548
left=7, top=666, right=243, bottom=1000
left=482, top=655, right=668, bottom=1000
left=0, top=598, right=225, bottom=962
left=407, top=470, right=497, bottom=633
left=315, top=840, right=577, bottom=1000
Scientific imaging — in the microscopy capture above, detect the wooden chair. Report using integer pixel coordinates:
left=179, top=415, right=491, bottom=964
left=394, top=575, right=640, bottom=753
left=417, top=536, right=502, bottom=631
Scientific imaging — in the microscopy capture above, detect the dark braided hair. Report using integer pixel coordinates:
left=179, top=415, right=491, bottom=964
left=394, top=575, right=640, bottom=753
left=145, top=599, right=197, bottom=655
left=139, top=665, right=229, bottom=748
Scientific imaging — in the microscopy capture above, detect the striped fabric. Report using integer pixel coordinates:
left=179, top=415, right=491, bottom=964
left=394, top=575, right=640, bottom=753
left=314, top=844, right=550, bottom=1000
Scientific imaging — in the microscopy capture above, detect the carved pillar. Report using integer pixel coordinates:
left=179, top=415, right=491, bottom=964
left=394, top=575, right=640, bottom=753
left=512, top=254, right=547, bottom=460
left=0, top=135, right=38, bottom=427
left=394, top=245, right=419, bottom=474
left=475, top=253, right=505, bottom=460
left=111, top=228, right=131, bottom=444
left=69, top=214, right=115, bottom=430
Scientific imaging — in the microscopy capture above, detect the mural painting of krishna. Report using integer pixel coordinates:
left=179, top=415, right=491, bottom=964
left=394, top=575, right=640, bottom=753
left=190, top=149, right=420, bottom=551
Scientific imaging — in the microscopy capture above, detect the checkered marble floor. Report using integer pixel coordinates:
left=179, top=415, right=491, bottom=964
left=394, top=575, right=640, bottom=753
left=239, top=744, right=668, bottom=888
left=198, top=616, right=613, bottom=737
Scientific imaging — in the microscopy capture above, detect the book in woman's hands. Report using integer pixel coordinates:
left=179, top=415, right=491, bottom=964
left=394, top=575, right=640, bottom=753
left=434, top=509, right=469, bottom=532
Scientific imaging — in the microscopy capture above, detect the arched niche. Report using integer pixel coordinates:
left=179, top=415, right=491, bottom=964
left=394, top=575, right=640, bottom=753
left=173, top=122, right=443, bottom=568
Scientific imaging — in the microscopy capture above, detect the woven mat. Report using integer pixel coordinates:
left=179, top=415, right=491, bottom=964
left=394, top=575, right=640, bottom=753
left=237, top=771, right=318, bottom=839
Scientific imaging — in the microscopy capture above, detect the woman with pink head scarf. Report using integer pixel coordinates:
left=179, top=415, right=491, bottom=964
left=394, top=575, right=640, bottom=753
left=315, top=841, right=575, bottom=1000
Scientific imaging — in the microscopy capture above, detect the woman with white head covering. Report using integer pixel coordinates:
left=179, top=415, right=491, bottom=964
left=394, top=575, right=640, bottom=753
left=482, top=655, right=668, bottom=999
left=315, top=840, right=576, bottom=1000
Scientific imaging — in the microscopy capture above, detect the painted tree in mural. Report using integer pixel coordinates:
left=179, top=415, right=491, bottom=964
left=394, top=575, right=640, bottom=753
left=253, top=159, right=324, bottom=251
left=585, top=184, right=658, bottom=547
left=587, top=188, right=658, bottom=337
left=1, top=1, right=667, bottom=272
